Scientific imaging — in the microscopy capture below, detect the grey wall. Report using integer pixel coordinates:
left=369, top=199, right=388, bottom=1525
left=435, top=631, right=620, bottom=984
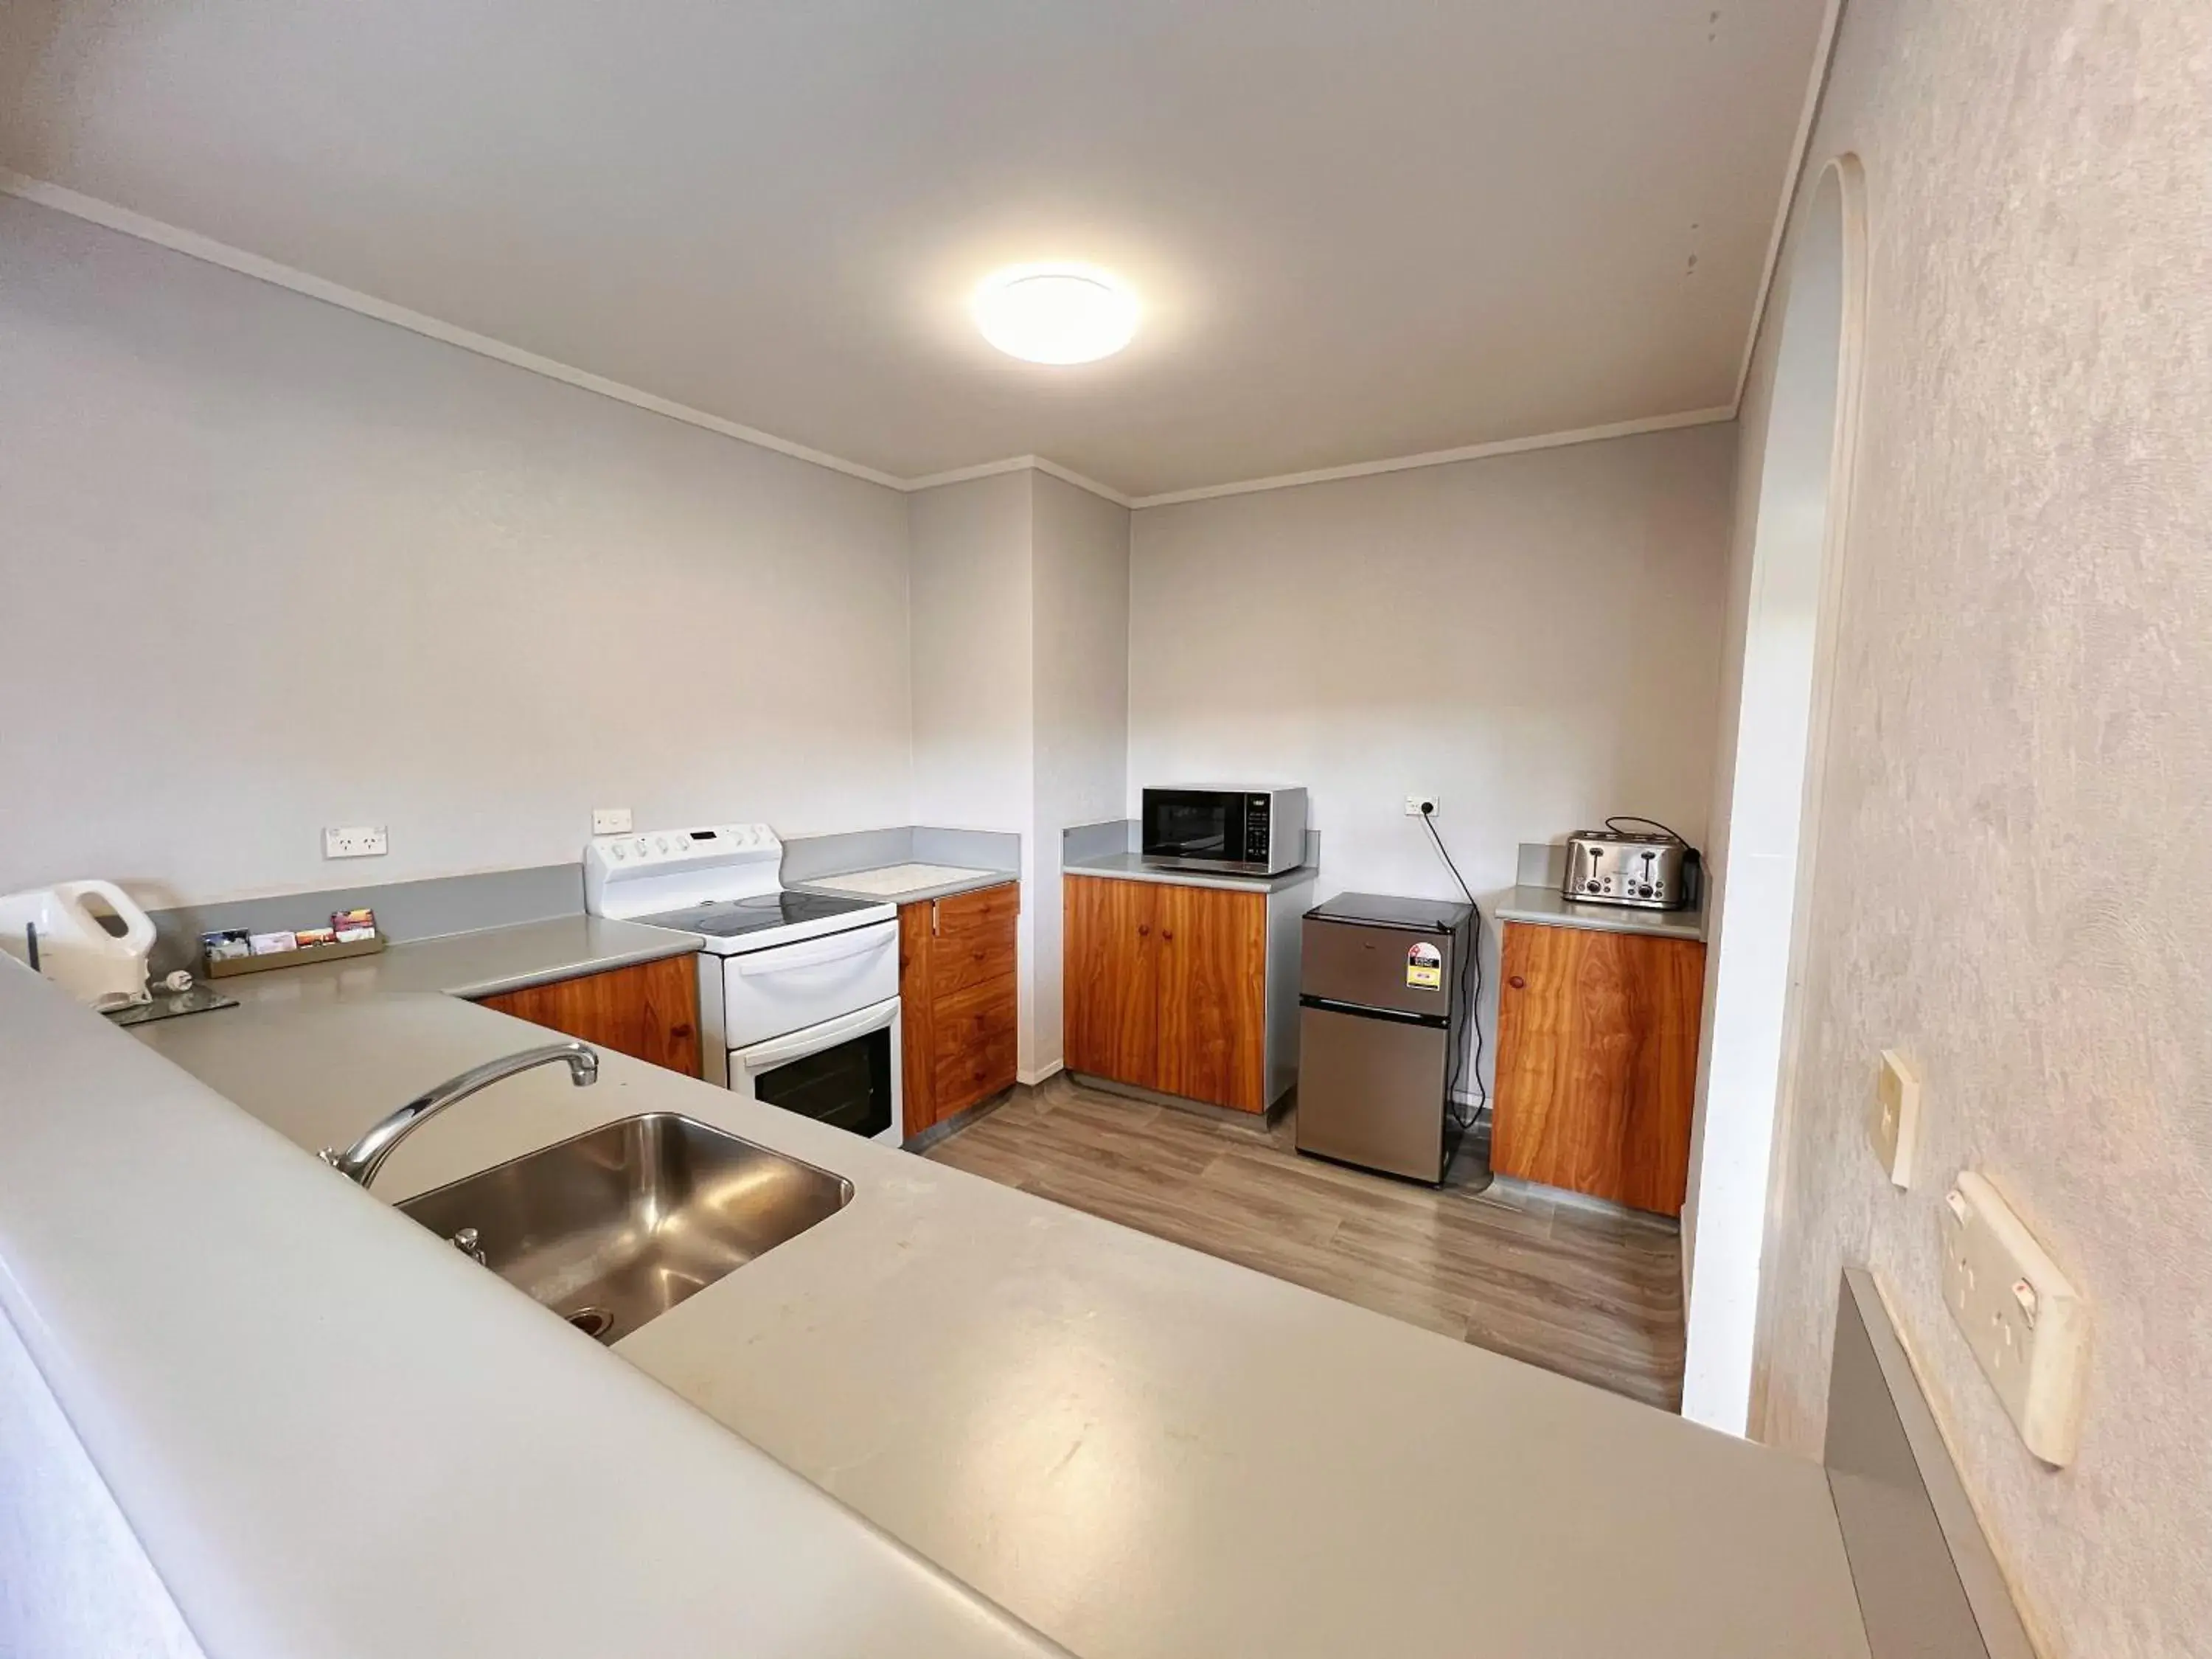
left=1128, top=425, right=1735, bottom=1096
left=1739, top=4, right=2212, bottom=1658
left=0, top=196, right=914, bottom=909
left=1030, top=471, right=1132, bottom=1076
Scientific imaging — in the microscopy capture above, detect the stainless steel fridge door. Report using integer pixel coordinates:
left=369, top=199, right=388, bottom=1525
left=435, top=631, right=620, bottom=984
left=1298, top=917, right=1458, bottom=1020
left=1293, top=1004, right=1450, bottom=1183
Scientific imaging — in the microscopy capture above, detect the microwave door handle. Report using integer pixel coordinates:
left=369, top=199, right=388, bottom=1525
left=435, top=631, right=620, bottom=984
left=738, top=997, right=899, bottom=1072
left=734, top=927, right=892, bottom=977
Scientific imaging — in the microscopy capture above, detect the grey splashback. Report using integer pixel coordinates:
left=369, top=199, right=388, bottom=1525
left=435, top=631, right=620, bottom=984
left=912, top=827, right=1022, bottom=872
left=1061, top=819, right=1134, bottom=862
left=779, top=826, right=1021, bottom=883
left=1516, top=841, right=1571, bottom=886
left=148, top=863, right=584, bottom=975
left=1823, top=1269, right=2034, bottom=1659
left=1062, top=819, right=1321, bottom=868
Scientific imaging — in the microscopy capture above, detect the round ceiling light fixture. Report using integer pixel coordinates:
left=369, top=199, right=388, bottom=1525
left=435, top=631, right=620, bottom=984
left=972, top=265, right=1139, bottom=364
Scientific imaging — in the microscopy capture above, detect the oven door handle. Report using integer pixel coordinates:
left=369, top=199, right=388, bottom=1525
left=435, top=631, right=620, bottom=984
left=737, top=995, right=900, bottom=1072
left=732, top=924, right=894, bottom=978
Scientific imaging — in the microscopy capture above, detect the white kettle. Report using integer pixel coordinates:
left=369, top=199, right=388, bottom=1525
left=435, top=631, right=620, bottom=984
left=0, top=881, right=159, bottom=1010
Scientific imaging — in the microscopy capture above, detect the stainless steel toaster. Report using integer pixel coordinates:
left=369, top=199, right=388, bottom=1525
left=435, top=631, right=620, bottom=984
left=1562, top=822, right=1697, bottom=911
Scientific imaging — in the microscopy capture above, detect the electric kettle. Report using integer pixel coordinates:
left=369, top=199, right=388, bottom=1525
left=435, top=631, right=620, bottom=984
left=0, top=881, right=159, bottom=1009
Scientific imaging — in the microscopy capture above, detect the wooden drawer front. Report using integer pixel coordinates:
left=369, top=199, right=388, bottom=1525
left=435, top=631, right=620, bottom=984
left=928, top=885, right=1018, bottom=998
left=934, top=881, right=1019, bottom=936
left=476, top=954, right=701, bottom=1078
left=933, top=973, right=1018, bottom=1117
left=1491, top=922, right=1703, bottom=1215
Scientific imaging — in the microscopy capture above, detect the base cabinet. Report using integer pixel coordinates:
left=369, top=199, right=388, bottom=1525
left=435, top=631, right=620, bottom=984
left=1490, top=920, right=1703, bottom=1215
left=900, top=882, right=1019, bottom=1138
left=1063, top=874, right=1271, bottom=1113
left=475, top=954, right=702, bottom=1077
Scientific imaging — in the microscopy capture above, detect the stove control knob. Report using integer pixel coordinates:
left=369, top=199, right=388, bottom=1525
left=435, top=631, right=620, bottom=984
left=655, top=835, right=671, bottom=853
left=611, top=844, right=627, bottom=861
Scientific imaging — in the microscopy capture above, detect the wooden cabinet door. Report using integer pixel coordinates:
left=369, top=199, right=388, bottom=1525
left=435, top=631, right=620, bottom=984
left=1062, top=875, right=1160, bottom=1090
left=1153, top=884, right=1267, bottom=1113
left=1491, top=922, right=1703, bottom=1214
left=476, top=954, right=701, bottom=1077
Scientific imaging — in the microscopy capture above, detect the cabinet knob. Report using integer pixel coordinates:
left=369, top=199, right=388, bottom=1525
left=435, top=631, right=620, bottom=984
left=1138, top=923, right=1150, bottom=936
left=1161, top=931, right=1174, bottom=942
left=1508, top=975, right=1526, bottom=990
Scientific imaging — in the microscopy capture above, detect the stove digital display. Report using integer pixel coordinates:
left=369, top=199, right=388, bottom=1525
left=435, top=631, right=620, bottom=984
left=688, top=829, right=717, bottom=839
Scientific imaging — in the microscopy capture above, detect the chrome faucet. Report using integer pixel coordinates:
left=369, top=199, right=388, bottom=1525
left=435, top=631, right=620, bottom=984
left=321, top=1040, right=599, bottom=1189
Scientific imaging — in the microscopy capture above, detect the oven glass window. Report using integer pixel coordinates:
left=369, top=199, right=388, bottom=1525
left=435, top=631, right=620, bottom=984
left=1145, top=791, right=1238, bottom=860
left=754, top=1027, right=892, bottom=1138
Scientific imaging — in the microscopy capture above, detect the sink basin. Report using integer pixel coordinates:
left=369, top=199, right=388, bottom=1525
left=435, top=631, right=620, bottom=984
left=397, top=1113, right=852, bottom=1343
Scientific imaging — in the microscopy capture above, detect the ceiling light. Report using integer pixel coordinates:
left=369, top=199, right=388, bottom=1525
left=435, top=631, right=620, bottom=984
left=973, top=265, right=1138, bottom=364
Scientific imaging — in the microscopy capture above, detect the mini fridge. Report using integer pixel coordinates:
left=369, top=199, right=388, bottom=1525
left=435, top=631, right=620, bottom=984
left=1293, top=891, right=1475, bottom=1184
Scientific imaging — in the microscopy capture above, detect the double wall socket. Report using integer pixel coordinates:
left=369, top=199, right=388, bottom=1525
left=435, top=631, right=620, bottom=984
left=322, top=825, right=388, bottom=860
left=1940, top=1171, right=2089, bottom=1466
left=1404, top=794, right=1439, bottom=817
left=592, top=807, right=633, bottom=835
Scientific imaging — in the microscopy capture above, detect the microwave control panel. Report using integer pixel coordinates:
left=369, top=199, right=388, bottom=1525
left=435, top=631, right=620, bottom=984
left=1243, top=793, right=1272, bottom=860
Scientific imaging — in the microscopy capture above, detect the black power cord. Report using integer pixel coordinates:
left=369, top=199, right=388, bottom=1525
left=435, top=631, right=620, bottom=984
left=1419, top=803, right=1487, bottom=1130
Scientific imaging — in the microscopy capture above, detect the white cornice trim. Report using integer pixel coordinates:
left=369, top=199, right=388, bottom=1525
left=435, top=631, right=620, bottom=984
left=1124, top=406, right=1737, bottom=509
left=1733, top=0, right=1848, bottom=408
left=6, top=170, right=1739, bottom=515
left=897, top=453, right=1133, bottom=509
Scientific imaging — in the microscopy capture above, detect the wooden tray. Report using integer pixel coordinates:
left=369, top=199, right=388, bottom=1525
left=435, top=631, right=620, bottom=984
left=204, top=935, right=387, bottom=978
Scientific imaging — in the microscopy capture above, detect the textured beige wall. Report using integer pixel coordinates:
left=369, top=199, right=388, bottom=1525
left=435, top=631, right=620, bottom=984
left=1746, top=4, right=2212, bottom=1658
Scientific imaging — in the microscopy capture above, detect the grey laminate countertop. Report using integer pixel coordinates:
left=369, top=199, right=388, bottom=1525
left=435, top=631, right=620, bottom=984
left=1494, top=883, right=1707, bottom=942
left=1062, top=851, right=1321, bottom=893
left=125, top=982, right=1868, bottom=1659
left=99, top=911, right=1875, bottom=1659
left=202, top=913, right=701, bottom=1004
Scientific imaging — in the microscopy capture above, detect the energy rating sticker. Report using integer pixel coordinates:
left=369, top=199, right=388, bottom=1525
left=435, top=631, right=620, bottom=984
left=1406, top=942, right=1442, bottom=990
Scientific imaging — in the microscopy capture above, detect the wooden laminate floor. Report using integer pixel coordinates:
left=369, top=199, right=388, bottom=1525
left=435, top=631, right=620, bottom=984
left=926, top=1076, right=1686, bottom=1411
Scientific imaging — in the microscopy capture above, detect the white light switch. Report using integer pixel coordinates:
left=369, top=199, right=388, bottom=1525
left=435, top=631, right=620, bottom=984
left=323, top=825, right=388, bottom=860
left=593, top=807, right=633, bottom=835
left=1868, top=1048, right=1920, bottom=1186
left=1939, top=1171, right=2089, bottom=1465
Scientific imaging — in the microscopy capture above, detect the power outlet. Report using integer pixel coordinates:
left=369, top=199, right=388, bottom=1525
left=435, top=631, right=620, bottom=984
left=592, top=807, right=633, bottom=835
left=1868, top=1048, right=1921, bottom=1186
left=323, top=825, right=388, bottom=860
left=1940, top=1171, right=2090, bottom=1466
left=1405, top=794, right=1439, bottom=817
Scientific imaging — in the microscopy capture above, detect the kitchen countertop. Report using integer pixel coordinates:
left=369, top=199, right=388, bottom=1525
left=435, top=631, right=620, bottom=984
left=0, top=959, right=1061, bottom=1659
left=796, top=863, right=1017, bottom=905
left=1062, top=850, right=1320, bottom=893
left=1494, top=883, right=1707, bottom=942
left=207, top=911, right=703, bottom=1002
left=124, top=917, right=1866, bottom=1659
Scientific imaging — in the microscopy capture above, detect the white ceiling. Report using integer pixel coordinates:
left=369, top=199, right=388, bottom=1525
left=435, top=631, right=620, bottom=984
left=0, top=1, right=1826, bottom=498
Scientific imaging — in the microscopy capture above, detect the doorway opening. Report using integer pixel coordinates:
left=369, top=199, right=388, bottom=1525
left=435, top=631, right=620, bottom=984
left=1680, top=155, right=1867, bottom=1433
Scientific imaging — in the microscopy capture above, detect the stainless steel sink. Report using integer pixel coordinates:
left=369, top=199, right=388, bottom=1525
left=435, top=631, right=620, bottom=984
left=397, top=1113, right=852, bottom=1343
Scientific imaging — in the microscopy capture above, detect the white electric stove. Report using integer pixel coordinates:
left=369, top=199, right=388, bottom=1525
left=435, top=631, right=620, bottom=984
left=584, top=824, right=902, bottom=1145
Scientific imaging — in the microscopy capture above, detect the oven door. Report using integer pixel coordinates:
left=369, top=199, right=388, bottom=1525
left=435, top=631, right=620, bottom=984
left=731, top=995, right=902, bottom=1145
left=1141, top=787, right=1247, bottom=869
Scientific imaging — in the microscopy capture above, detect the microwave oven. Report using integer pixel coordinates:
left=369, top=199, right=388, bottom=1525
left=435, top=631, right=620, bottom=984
left=1140, top=786, right=1308, bottom=876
